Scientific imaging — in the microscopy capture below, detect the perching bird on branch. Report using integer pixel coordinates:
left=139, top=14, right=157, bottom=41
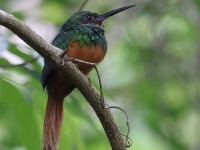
left=41, top=5, right=135, bottom=150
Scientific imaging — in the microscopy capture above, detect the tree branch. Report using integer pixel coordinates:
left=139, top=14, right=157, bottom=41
left=0, top=10, right=127, bottom=150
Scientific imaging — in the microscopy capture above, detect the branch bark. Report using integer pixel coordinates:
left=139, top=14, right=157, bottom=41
left=0, top=10, right=127, bottom=150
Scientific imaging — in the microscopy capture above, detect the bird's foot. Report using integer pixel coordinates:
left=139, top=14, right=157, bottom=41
left=87, top=77, right=92, bottom=86
left=60, top=59, right=65, bottom=66
left=60, top=47, right=71, bottom=59
left=59, top=47, right=71, bottom=66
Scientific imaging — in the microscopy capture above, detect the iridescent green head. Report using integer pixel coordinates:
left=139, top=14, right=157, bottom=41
left=65, top=5, right=135, bottom=29
left=52, top=5, right=135, bottom=52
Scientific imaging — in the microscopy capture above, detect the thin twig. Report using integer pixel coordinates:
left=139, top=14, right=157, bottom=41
left=65, top=57, right=132, bottom=148
left=119, top=133, right=132, bottom=148
left=0, top=56, right=40, bottom=68
left=66, top=58, right=104, bottom=101
left=107, top=106, right=132, bottom=147
left=78, top=0, right=89, bottom=11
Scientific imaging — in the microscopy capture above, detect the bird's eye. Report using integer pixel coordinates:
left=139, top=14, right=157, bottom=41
left=87, top=15, right=92, bottom=20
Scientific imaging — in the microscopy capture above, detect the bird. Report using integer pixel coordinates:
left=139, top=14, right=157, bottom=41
left=41, top=5, right=135, bottom=150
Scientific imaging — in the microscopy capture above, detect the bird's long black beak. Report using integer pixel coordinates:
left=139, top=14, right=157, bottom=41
left=96, top=5, right=135, bottom=23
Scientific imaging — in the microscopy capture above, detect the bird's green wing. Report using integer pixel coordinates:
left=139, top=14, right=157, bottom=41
left=41, top=29, right=74, bottom=90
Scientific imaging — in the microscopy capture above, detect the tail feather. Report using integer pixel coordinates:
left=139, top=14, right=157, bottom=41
left=43, top=95, right=64, bottom=150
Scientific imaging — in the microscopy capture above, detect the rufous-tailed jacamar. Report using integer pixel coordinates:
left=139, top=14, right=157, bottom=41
left=41, top=5, right=135, bottom=150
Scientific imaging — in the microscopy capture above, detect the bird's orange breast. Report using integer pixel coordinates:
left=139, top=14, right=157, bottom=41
left=67, top=41, right=105, bottom=75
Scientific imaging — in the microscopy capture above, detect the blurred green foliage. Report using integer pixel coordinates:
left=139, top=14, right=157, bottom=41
left=0, top=0, right=200, bottom=150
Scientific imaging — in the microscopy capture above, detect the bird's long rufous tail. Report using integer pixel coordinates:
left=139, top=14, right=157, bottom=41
left=42, top=95, right=64, bottom=150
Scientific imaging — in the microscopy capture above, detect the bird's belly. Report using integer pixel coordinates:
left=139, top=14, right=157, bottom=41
left=67, top=41, right=105, bottom=74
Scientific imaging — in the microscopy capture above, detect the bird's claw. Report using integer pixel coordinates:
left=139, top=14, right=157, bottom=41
left=60, top=48, right=71, bottom=67
left=74, top=63, right=78, bottom=68
left=60, top=59, right=65, bottom=66
left=87, top=77, right=92, bottom=86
